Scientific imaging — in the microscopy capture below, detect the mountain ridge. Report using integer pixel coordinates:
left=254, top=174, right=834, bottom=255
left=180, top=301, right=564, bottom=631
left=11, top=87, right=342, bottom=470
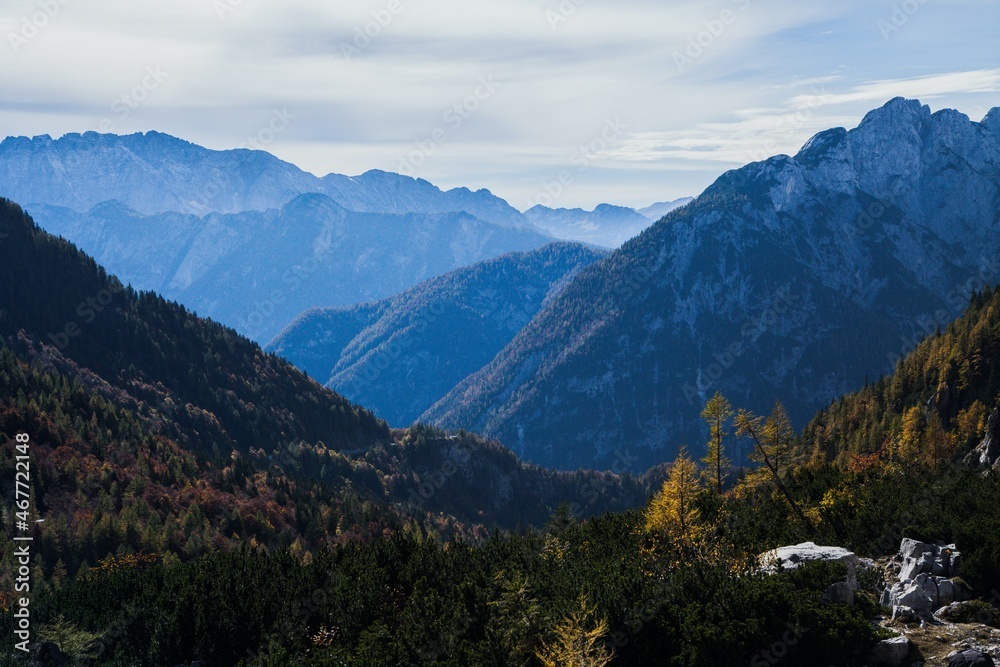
left=0, top=130, right=532, bottom=228
left=25, top=193, right=554, bottom=341
left=422, top=97, right=1000, bottom=471
left=268, top=242, right=607, bottom=426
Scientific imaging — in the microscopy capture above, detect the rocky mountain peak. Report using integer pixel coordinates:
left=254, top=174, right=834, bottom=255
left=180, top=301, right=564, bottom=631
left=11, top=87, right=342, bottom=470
left=857, top=96, right=932, bottom=133
left=982, top=107, right=1000, bottom=137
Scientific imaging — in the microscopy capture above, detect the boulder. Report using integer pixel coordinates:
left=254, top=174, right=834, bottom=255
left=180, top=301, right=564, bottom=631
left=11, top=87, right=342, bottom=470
left=936, top=601, right=987, bottom=624
left=898, top=539, right=961, bottom=582
left=761, top=542, right=860, bottom=585
left=872, top=635, right=912, bottom=666
left=824, top=581, right=855, bottom=605
left=885, top=580, right=935, bottom=614
left=882, top=573, right=969, bottom=619
left=917, top=573, right=942, bottom=608
left=948, top=649, right=996, bottom=667
left=938, top=578, right=958, bottom=607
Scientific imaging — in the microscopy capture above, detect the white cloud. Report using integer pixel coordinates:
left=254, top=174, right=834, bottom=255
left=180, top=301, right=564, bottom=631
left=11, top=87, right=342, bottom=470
left=0, top=0, right=996, bottom=209
left=604, top=69, right=1000, bottom=170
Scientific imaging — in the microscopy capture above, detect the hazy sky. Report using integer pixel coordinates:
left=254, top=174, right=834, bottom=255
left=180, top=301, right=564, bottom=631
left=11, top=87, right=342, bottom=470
left=1, top=0, right=998, bottom=210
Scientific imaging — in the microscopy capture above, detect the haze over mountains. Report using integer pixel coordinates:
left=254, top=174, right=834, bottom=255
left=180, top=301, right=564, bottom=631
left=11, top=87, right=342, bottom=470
left=268, top=243, right=606, bottom=426
left=4, top=98, right=996, bottom=474
left=424, top=98, right=1000, bottom=470
left=0, top=131, right=531, bottom=226
left=523, top=198, right=691, bottom=248
left=0, top=131, right=675, bottom=342
left=27, top=196, right=552, bottom=342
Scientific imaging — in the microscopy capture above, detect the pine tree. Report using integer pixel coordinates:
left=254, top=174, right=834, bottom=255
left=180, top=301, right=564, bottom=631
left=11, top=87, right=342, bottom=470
left=700, top=392, right=733, bottom=493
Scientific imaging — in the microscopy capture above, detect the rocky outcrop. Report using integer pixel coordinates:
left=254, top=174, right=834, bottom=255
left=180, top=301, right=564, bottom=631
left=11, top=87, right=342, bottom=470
left=966, top=408, right=1000, bottom=471
left=881, top=539, right=970, bottom=621
left=761, top=542, right=861, bottom=580
left=760, top=542, right=871, bottom=602
left=898, top=538, right=962, bottom=580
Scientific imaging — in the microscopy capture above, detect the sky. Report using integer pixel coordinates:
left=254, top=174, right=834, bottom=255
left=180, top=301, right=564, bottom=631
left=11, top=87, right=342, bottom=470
left=1, top=0, right=998, bottom=211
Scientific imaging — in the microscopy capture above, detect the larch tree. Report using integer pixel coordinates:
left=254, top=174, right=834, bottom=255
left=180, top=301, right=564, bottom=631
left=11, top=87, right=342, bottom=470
left=535, top=593, right=615, bottom=667
left=700, top=392, right=733, bottom=493
left=646, top=446, right=703, bottom=547
left=735, top=403, right=814, bottom=534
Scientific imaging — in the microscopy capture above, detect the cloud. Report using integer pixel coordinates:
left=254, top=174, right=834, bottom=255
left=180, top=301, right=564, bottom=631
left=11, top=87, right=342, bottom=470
left=0, top=0, right=996, bottom=208
left=788, top=69, right=1000, bottom=108
left=604, top=69, right=1000, bottom=169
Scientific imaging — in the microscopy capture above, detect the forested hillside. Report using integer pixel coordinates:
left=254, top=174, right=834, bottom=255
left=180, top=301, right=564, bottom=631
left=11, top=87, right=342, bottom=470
left=0, top=199, right=649, bottom=592
left=269, top=243, right=605, bottom=426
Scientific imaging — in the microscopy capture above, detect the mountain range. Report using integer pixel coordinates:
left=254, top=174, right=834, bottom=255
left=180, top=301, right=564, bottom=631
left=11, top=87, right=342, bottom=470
left=523, top=198, right=691, bottom=248
left=6, top=98, right=996, bottom=474
left=0, top=131, right=530, bottom=226
left=268, top=242, right=606, bottom=426
left=422, top=98, right=1000, bottom=471
left=26, top=195, right=552, bottom=342
left=0, top=132, right=678, bottom=342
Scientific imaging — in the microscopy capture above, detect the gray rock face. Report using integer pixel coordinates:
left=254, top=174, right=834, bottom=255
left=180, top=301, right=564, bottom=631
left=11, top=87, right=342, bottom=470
left=424, top=97, right=1000, bottom=471
left=949, top=649, right=997, bottom=667
left=761, top=542, right=862, bottom=587
left=824, top=581, right=855, bottom=605
left=881, top=540, right=969, bottom=621
left=966, top=408, right=1000, bottom=471
left=899, top=539, right=962, bottom=580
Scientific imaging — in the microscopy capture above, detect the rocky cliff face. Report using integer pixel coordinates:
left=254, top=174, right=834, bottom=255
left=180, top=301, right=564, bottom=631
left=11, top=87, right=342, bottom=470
left=424, top=98, right=1000, bottom=471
